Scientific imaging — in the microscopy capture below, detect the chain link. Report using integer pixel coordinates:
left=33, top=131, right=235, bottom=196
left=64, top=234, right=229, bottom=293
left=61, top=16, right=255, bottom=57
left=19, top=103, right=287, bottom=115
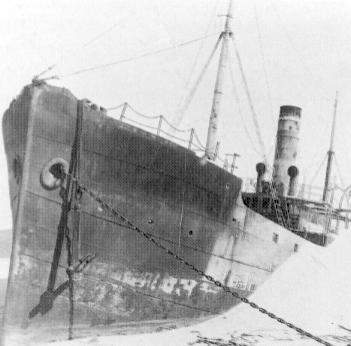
left=66, top=173, right=334, bottom=346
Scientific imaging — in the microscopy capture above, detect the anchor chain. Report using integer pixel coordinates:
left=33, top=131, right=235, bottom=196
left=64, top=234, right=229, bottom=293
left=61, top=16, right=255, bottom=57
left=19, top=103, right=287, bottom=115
left=64, top=172, right=334, bottom=346
left=65, top=226, right=74, bottom=340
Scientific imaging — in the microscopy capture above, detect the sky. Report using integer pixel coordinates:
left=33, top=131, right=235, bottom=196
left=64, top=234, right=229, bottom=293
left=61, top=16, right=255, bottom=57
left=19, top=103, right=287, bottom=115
left=1, top=0, right=351, bottom=230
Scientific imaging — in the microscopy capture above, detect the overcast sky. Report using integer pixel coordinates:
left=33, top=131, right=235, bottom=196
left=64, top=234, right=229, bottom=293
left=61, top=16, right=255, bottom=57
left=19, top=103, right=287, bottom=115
left=1, top=0, right=351, bottom=230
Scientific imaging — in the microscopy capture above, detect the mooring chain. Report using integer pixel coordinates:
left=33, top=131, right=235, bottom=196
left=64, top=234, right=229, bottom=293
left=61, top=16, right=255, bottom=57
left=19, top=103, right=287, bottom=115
left=64, top=173, right=333, bottom=346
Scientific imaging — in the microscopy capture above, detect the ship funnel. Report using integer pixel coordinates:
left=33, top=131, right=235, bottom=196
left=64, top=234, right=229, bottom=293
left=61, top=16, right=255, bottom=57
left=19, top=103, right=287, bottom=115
left=256, top=162, right=266, bottom=193
left=287, top=165, right=299, bottom=196
left=272, top=105, right=301, bottom=196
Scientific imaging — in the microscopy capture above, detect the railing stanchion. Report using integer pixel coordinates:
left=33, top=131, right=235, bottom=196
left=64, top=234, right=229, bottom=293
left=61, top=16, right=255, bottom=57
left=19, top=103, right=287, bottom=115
left=120, top=102, right=128, bottom=121
left=214, top=141, right=220, bottom=160
left=157, top=115, right=163, bottom=136
left=188, top=128, right=195, bottom=150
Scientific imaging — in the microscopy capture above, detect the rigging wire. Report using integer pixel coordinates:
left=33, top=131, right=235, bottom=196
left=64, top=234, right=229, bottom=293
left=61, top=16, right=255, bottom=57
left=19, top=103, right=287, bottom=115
left=231, top=36, right=267, bottom=162
left=301, top=115, right=330, bottom=176
left=59, top=32, right=220, bottom=78
left=228, top=56, right=262, bottom=157
left=152, top=2, right=188, bottom=86
left=35, top=14, right=131, bottom=80
left=176, top=0, right=220, bottom=112
left=334, top=155, right=345, bottom=189
left=193, top=130, right=206, bottom=150
left=269, top=1, right=330, bottom=102
left=171, top=33, right=223, bottom=130
left=253, top=0, right=275, bottom=123
left=81, top=19, right=128, bottom=49
left=184, top=0, right=219, bottom=90
left=308, top=153, right=327, bottom=187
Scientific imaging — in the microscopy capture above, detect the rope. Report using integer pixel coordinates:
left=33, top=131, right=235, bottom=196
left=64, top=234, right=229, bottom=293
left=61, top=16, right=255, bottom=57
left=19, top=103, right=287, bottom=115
left=161, top=116, right=188, bottom=133
left=173, top=33, right=223, bottom=129
left=253, top=1, right=275, bottom=122
left=109, top=102, right=201, bottom=145
left=270, top=3, right=331, bottom=102
left=159, top=129, right=189, bottom=143
left=217, top=156, right=225, bottom=164
left=193, top=130, right=206, bottom=150
left=127, top=104, right=160, bottom=119
left=228, top=57, right=262, bottom=157
left=231, top=36, right=267, bottom=162
left=152, top=3, right=188, bottom=86
left=309, top=154, right=328, bottom=187
left=125, top=107, right=191, bottom=136
left=69, top=173, right=334, bottom=346
left=334, top=156, right=345, bottom=189
left=32, top=65, right=56, bottom=81
left=177, top=0, right=220, bottom=109
left=127, top=104, right=189, bottom=133
left=106, top=102, right=126, bottom=111
left=81, top=19, right=127, bottom=49
left=123, top=116, right=158, bottom=131
left=60, top=32, right=220, bottom=78
left=192, top=145, right=206, bottom=152
left=81, top=100, right=208, bottom=155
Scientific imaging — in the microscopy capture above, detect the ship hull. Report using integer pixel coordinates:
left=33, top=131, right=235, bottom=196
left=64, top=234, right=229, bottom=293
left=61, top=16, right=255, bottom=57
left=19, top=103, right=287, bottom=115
left=1, top=83, right=311, bottom=344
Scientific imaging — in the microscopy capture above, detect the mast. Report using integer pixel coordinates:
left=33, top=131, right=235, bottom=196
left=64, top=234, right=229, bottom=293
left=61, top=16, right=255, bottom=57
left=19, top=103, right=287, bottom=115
left=205, top=0, right=233, bottom=160
left=322, top=91, right=338, bottom=202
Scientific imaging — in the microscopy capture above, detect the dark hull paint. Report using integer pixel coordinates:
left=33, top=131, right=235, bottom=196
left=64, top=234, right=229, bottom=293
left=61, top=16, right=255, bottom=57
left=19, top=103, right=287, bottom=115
left=1, top=84, right=313, bottom=344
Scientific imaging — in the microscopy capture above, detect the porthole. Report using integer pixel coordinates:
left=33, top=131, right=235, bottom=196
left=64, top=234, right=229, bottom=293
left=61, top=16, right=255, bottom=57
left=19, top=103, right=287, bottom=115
left=40, top=158, right=68, bottom=190
left=272, top=233, right=279, bottom=243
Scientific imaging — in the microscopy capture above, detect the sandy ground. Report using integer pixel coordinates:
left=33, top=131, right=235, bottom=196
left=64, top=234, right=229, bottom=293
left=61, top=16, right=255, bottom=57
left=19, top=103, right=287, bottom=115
left=1, top=229, right=351, bottom=346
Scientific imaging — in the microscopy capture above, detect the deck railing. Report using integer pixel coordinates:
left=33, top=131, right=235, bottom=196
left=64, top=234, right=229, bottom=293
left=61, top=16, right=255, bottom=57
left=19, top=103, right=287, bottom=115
left=108, top=102, right=234, bottom=170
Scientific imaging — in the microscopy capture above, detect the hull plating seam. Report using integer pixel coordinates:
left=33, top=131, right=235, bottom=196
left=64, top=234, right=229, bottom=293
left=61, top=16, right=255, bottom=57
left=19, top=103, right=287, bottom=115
left=25, top=219, right=272, bottom=273
left=25, top=189, right=272, bottom=272
left=19, top=252, right=220, bottom=316
left=31, top=133, right=227, bottom=198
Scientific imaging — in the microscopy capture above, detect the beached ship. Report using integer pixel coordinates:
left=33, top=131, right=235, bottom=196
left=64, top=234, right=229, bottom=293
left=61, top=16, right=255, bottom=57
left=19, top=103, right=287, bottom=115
left=1, top=1, right=345, bottom=344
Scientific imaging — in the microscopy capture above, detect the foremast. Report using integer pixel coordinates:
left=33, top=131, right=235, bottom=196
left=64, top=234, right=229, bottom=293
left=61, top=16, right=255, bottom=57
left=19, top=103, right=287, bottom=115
left=322, top=91, right=338, bottom=202
left=205, top=0, right=233, bottom=160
